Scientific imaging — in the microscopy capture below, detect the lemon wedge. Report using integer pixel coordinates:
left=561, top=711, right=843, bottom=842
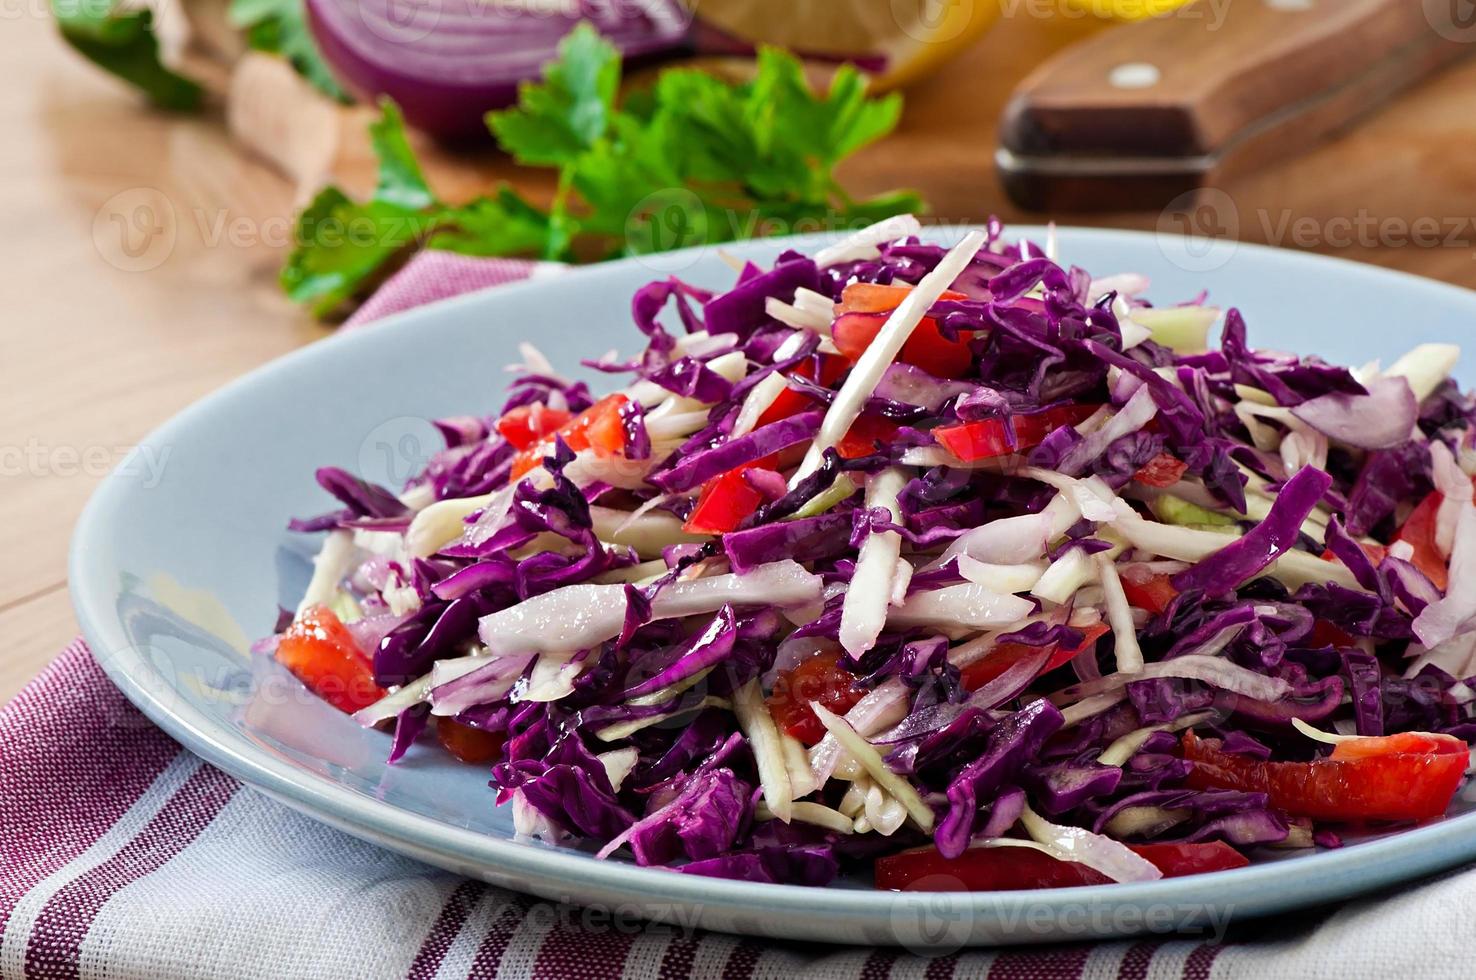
left=1060, top=0, right=1193, bottom=19
left=690, top=0, right=1005, bottom=90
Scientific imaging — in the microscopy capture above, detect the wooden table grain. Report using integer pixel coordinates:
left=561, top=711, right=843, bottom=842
left=6, top=7, right=1476, bottom=702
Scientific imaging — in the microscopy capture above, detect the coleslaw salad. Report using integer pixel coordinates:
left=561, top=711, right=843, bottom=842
left=260, top=217, right=1476, bottom=891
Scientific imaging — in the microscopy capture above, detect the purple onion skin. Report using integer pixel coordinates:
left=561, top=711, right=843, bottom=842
left=306, top=0, right=692, bottom=140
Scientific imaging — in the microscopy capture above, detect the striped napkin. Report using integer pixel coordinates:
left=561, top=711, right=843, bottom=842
left=7, top=252, right=1474, bottom=980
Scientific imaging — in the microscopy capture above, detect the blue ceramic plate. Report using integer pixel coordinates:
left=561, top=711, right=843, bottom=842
left=71, top=227, right=1476, bottom=948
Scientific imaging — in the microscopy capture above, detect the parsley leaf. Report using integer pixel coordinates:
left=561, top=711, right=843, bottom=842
left=487, top=25, right=622, bottom=167
left=280, top=188, right=434, bottom=317
left=51, top=1, right=202, bottom=111
left=367, top=101, right=436, bottom=211
left=229, top=0, right=350, bottom=103
left=280, top=102, right=447, bottom=316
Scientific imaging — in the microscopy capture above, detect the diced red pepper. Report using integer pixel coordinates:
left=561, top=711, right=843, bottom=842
left=1308, top=619, right=1358, bottom=650
left=1132, top=452, right=1188, bottom=488
left=837, top=414, right=901, bottom=460
left=767, top=649, right=865, bottom=745
left=1118, top=572, right=1179, bottom=616
left=1323, top=540, right=1390, bottom=567
left=959, top=623, right=1110, bottom=693
left=933, top=403, right=1100, bottom=462
left=564, top=394, right=629, bottom=455
left=683, top=466, right=774, bottom=535
left=511, top=394, right=630, bottom=479
left=755, top=354, right=848, bottom=430
left=1182, top=729, right=1469, bottom=823
left=873, top=840, right=1248, bottom=892
left=1395, top=490, right=1449, bottom=591
left=837, top=283, right=968, bottom=315
left=832, top=284, right=974, bottom=379
left=495, top=404, right=573, bottom=451
left=435, top=719, right=508, bottom=764
left=275, top=606, right=386, bottom=713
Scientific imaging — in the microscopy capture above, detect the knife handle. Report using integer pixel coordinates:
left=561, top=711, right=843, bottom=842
left=999, top=0, right=1472, bottom=212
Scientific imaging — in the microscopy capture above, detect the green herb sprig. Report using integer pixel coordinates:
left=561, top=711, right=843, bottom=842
left=283, top=23, right=925, bottom=318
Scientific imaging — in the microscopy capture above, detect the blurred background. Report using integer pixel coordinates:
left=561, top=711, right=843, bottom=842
left=5, top=0, right=1476, bottom=699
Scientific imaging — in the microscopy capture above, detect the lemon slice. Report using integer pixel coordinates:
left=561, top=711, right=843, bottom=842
left=1060, top=0, right=1193, bottom=19
left=689, top=0, right=1004, bottom=90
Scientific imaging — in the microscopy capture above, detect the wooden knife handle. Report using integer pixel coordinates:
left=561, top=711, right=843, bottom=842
left=999, top=0, right=1473, bottom=212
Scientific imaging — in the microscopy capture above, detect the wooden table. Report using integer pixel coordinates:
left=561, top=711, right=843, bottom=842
left=6, top=8, right=1476, bottom=701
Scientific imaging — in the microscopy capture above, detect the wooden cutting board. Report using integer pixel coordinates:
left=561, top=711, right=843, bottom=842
left=177, top=1, right=1476, bottom=289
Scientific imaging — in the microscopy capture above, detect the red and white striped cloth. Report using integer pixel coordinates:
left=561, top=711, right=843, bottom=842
left=7, top=253, right=1475, bottom=979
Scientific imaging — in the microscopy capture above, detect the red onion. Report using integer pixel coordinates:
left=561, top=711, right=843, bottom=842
left=306, top=0, right=694, bottom=139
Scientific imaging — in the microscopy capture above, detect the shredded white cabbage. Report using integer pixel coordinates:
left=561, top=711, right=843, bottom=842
left=593, top=696, right=730, bottom=742
left=840, top=467, right=908, bottom=657
left=296, top=530, right=357, bottom=616
left=813, top=214, right=923, bottom=268
left=1098, top=711, right=1214, bottom=766
left=1129, top=305, right=1221, bottom=354
left=1057, top=654, right=1292, bottom=705
left=793, top=231, right=987, bottom=485
left=1094, top=554, right=1144, bottom=674
left=596, top=747, right=640, bottom=793
left=477, top=560, right=822, bottom=655
left=756, top=801, right=854, bottom=834
left=812, top=703, right=934, bottom=832
left=734, top=679, right=794, bottom=822
left=405, top=490, right=503, bottom=558
left=1019, top=804, right=1162, bottom=883
left=957, top=556, right=1047, bottom=594
left=1033, top=544, right=1123, bottom=605
left=730, top=371, right=791, bottom=438
left=888, top=583, right=1036, bottom=632
left=1387, top=343, right=1460, bottom=402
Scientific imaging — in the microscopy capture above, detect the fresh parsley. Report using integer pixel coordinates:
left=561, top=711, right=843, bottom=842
left=50, top=1, right=202, bottom=111
left=51, top=0, right=347, bottom=107
left=283, top=23, right=925, bottom=318
left=229, top=0, right=349, bottom=102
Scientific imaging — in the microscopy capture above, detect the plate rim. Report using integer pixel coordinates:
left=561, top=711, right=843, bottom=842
left=68, top=225, right=1476, bottom=941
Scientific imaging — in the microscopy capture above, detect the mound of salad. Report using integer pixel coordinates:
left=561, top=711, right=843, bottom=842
left=265, top=216, right=1476, bottom=891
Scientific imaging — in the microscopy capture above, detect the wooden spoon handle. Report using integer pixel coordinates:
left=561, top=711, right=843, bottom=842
left=999, top=0, right=1475, bottom=212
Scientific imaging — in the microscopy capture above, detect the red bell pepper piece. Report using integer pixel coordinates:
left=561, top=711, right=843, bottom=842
left=959, top=623, right=1110, bottom=693
left=683, top=466, right=776, bottom=535
left=1118, top=572, right=1179, bottom=616
left=755, top=354, right=848, bottom=430
left=837, top=414, right=901, bottom=460
left=767, top=649, right=865, bottom=744
left=1132, top=452, right=1189, bottom=488
left=933, top=403, right=1100, bottom=462
left=435, top=719, right=508, bottom=764
left=511, top=394, right=630, bottom=479
left=1395, top=490, right=1449, bottom=591
left=1308, top=618, right=1359, bottom=650
left=275, top=606, right=386, bottom=713
left=495, top=404, right=573, bottom=451
left=873, top=840, right=1248, bottom=892
left=837, top=283, right=969, bottom=315
left=832, top=284, right=974, bottom=379
left=1182, top=729, right=1469, bottom=823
